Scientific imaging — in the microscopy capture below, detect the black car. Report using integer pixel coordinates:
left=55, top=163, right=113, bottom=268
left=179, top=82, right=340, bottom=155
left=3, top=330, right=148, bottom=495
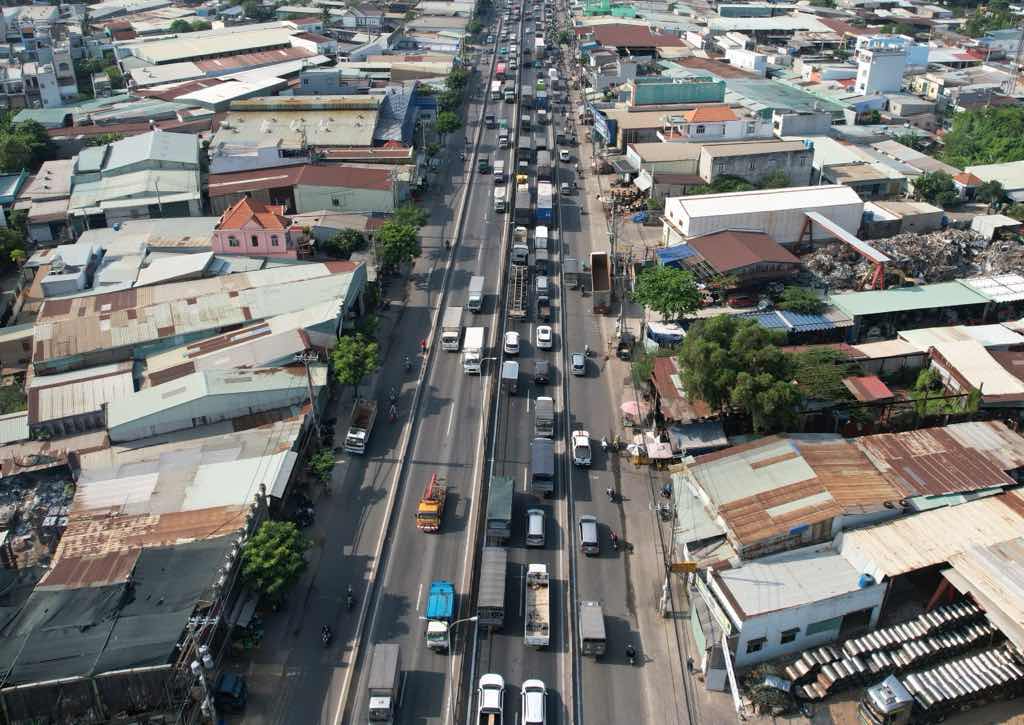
left=533, top=359, right=550, bottom=384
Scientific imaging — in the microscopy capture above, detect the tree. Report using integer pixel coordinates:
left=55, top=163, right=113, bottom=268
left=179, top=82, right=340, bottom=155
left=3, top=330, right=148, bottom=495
left=1007, top=203, right=1024, bottom=222
left=632, top=265, right=702, bottom=320
left=976, top=179, right=1005, bottom=210
left=467, top=18, right=482, bottom=34
left=9, top=248, right=25, bottom=267
left=914, top=171, right=958, bottom=207
left=557, top=30, right=571, bottom=45
left=942, top=107, right=1024, bottom=168
left=434, top=110, right=463, bottom=139
left=777, top=286, right=825, bottom=315
left=242, top=0, right=270, bottom=19
left=191, top=20, right=212, bottom=31
left=84, top=132, right=124, bottom=147
left=865, top=109, right=882, bottom=124
left=895, top=133, right=924, bottom=152
left=438, top=89, right=462, bottom=113
left=375, top=221, right=421, bottom=269
left=169, top=18, right=194, bottom=33
left=790, top=348, right=857, bottom=401
left=689, top=175, right=754, bottom=196
left=0, top=115, right=55, bottom=171
left=391, top=203, right=428, bottom=228
left=758, top=170, right=790, bottom=189
left=241, top=520, right=310, bottom=602
left=308, top=448, right=335, bottom=483
left=446, top=68, right=470, bottom=93
left=0, top=385, right=25, bottom=415
left=323, top=228, right=367, bottom=259
left=732, top=371, right=801, bottom=433
left=103, top=65, right=125, bottom=90
left=331, top=333, right=380, bottom=396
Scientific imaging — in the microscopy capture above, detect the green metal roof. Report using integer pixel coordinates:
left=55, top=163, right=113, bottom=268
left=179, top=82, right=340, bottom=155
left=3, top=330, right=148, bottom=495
left=829, top=281, right=989, bottom=318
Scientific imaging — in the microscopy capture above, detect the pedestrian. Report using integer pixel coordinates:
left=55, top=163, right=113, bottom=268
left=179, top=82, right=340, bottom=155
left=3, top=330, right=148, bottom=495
left=687, top=657, right=694, bottom=673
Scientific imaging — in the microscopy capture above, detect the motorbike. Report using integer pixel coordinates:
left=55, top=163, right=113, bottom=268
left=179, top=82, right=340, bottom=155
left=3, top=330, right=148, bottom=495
left=346, top=586, right=355, bottom=611
left=321, top=626, right=332, bottom=647
left=626, top=646, right=636, bottom=666
left=610, top=533, right=619, bottom=552
left=403, top=356, right=412, bottom=372
left=605, top=488, right=617, bottom=503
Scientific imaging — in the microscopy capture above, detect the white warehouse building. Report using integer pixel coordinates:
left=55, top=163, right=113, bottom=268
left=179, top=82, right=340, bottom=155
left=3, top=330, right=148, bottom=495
left=662, top=185, right=864, bottom=247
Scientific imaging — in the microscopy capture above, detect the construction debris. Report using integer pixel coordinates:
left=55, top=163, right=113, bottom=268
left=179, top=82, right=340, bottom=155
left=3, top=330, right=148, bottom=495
left=805, top=229, right=1024, bottom=290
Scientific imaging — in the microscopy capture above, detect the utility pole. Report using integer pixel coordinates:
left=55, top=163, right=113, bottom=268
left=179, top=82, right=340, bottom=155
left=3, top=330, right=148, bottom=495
left=295, top=350, right=322, bottom=435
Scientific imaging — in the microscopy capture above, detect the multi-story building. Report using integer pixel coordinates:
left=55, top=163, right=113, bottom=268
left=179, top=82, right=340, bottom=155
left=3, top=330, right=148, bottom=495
left=698, top=140, right=814, bottom=187
left=853, top=35, right=926, bottom=95
left=659, top=105, right=773, bottom=143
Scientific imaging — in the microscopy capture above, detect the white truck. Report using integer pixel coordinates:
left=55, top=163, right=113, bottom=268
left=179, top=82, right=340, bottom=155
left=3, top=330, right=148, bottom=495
left=467, top=275, right=485, bottom=312
left=441, top=306, right=463, bottom=351
left=493, top=186, right=507, bottom=213
left=572, top=430, right=592, bottom=466
left=343, top=399, right=377, bottom=455
left=493, top=159, right=506, bottom=184
left=524, top=563, right=550, bottom=648
left=534, top=225, right=549, bottom=252
left=463, top=326, right=485, bottom=374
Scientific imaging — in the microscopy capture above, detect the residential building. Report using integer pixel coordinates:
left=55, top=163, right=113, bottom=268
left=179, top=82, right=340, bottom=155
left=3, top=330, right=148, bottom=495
left=337, top=4, right=384, bottom=31
left=656, top=230, right=802, bottom=285
left=627, top=76, right=726, bottom=107
left=659, top=105, right=773, bottom=144
left=855, top=36, right=909, bottom=96
left=821, top=161, right=907, bottom=200
left=964, top=161, right=1024, bottom=202
left=22, top=159, right=73, bottom=245
left=698, top=140, right=814, bottom=186
left=212, top=196, right=303, bottom=259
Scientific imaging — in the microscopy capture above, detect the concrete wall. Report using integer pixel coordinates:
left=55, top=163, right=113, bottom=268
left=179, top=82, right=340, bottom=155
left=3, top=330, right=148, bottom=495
left=211, top=227, right=298, bottom=258
left=630, top=77, right=726, bottom=106
left=772, top=110, right=832, bottom=137
left=699, top=146, right=813, bottom=185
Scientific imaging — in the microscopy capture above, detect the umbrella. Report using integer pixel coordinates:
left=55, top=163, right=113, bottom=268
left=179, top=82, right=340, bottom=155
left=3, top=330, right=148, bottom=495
left=620, top=401, right=650, bottom=418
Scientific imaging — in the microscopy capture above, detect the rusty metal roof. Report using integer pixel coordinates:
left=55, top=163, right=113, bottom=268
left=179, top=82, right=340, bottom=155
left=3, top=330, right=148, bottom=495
left=855, top=421, right=1024, bottom=498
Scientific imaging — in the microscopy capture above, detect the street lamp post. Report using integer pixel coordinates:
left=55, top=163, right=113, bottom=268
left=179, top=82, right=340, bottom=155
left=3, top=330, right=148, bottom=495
left=440, top=614, right=479, bottom=725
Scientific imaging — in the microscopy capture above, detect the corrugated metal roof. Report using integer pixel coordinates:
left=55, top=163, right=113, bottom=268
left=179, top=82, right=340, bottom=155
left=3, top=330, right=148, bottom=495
left=946, top=537, right=1024, bottom=650
left=0, top=411, right=29, bottom=445
left=960, top=274, right=1024, bottom=303
left=843, top=375, right=894, bottom=402
left=27, top=362, right=136, bottom=425
left=840, top=491, right=1024, bottom=580
left=830, top=281, right=989, bottom=317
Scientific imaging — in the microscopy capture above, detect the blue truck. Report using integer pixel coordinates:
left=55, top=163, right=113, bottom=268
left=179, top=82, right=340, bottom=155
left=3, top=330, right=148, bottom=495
left=536, top=181, right=553, bottom=224
left=424, top=580, right=455, bottom=652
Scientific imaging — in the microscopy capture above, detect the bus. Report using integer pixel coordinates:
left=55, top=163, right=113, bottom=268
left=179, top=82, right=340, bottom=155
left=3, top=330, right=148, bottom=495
left=496, top=62, right=507, bottom=80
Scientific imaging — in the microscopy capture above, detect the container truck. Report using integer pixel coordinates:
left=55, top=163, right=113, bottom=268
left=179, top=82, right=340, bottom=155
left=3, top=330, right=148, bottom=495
left=486, top=475, right=514, bottom=545
left=493, top=159, right=506, bottom=183
left=579, top=601, right=606, bottom=657
left=508, top=264, right=528, bottom=319
left=490, top=80, right=503, bottom=100
left=416, top=473, right=447, bottom=532
left=536, top=182, right=553, bottom=224
left=534, top=397, right=554, bottom=438
left=530, top=438, right=555, bottom=497
left=493, top=186, right=507, bottom=213
left=467, top=275, right=485, bottom=312
left=343, top=399, right=377, bottom=454
left=367, top=643, right=401, bottom=721
left=514, top=184, right=532, bottom=226
left=423, top=580, right=455, bottom=653
left=591, top=251, right=611, bottom=314
left=478, top=546, right=508, bottom=629
left=524, top=564, right=550, bottom=648
left=441, top=306, right=463, bottom=351
left=463, top=326, right=485, bottom=374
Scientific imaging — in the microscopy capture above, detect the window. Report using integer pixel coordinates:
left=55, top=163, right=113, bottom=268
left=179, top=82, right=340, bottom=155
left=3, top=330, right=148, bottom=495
left=781, top=628, right=799, bottom=644
left=806, top=617, right=841, bottom=637
left=746, top=123, right=755, bottom=134
left=332, top=198, right=340, bottom=207
left=746, top=637, right=766, bottom=654
left=749, top=160, right=756, bottom=171
left=251, top=235, right=259, bottom=247
left=228, top=236, right=239, bottom=248
left=695, top=125, right=705, bottom=135
left=271, top=235, right=279, bottom=247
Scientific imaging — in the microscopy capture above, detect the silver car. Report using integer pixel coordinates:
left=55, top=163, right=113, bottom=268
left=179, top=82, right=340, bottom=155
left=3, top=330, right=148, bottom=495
left=571, top=352, right=586, bottom=376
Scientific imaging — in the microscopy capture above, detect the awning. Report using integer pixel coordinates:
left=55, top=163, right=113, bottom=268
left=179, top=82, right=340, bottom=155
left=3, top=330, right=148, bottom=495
left=610, top=156, right=638, bottom=174
left=634, top=174, right=652, bottom=191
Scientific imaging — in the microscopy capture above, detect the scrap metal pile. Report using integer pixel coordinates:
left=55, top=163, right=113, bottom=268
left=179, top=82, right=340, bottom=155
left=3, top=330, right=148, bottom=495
left=806, top=229, right=1024, bottom=290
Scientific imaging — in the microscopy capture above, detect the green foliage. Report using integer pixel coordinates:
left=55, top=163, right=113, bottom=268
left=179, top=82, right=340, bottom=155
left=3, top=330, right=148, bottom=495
left=331, top=333, right=380, bottom=395
left=895, top=133, right=924, bottom=152
left=391, top=203, right=428, bottom=228
left=913, top=171, right=958, bottom=207
left=677, top=316, right=794, bottom=423
left=308, top=448, right=335, bottom=482
left=426, top=142, right=441, bottom=157
left=865, top=109, right=881, bottom=124
left=630, top=350, right=655, bottom=388
left=84, top=132, right=124, bottom=147
left=323, top=228, right=367, bottom=259
left=809, top=0, right=835, bottom=6
left=467, top=18, right=483, bottom=34
left=632, top=265, right=702, bottom=320
left=0, top=385, right=26, bottom=414
left=0, top=114, right=56, bottom=171
left=438, top=88, right=462, bottom=113
left=963, top=0, right=1016, bottom=38
left=976, top=179, right=1005, bottom=207
left=404, top=9, right=416, bottom=20
left=646, top=196, right=663, bottom=211
left=1007, top=203, right=1024, bottom=221
left=0, top=227, right=26, bottom=271
left=733, top=371, right=802, bottom=433
left=777, top=286, right=825, bottom=315
left=790, top=348, right=857, bottom=401
left=191, top=20, right=212, bottom=31
left=910, top=367, right=963, bottom=416
left=103, top=65, right=124, bottom=89
left=241, top=520, right=309, bottom=602
left=758, top=170, right=790, bottom=189
left=446, top=68, right=470, bottom=93
left=435, top=111, right=463, bottom=137
left=9, top=248, right=25, bottom=266
left=689, top=175, right=755, bottom=196
left=242, top=0, right=272, bottom=19
left=943, top=107, right=1024, bottom=168
left=375, top=221, right=421, bottom=269
left=169, top=18, right=194, bottom=33
left=557, top=30, right=571, bottom=45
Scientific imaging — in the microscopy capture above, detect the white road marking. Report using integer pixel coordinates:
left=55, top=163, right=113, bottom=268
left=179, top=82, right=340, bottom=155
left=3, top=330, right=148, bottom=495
left=447, top=404, right=456, bottom=436
left=416, top=582, right=424, bottom=612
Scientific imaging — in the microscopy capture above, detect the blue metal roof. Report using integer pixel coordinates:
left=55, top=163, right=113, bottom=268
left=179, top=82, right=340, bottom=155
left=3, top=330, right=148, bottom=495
left=742, top=310, right=837, bottom=333
left=656, top=244, right=698, bottom=267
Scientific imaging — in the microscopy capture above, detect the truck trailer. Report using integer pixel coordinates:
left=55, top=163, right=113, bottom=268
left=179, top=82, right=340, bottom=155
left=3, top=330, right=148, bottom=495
left=478, top=546, right=508, bottom=629
left=508, top=264, right=528, bottom=319
left=591, top=251, right=611, bottom=314
left=343, top=399, right=377, bottom=455
left=524, top=564, right=550, bottom=648
left=536, top=181, right=553, bottom=224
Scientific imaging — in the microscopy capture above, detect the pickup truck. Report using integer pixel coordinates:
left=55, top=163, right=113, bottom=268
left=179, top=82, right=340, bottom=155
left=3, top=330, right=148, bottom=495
left=424, top=580, right=455, bottom=652
left=572, top=430, right=592, bottom=466
left=343, top=399, right=377, bottom=455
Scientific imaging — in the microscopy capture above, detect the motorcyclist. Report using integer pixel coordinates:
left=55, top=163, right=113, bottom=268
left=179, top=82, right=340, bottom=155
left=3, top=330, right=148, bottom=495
left=606, top=487, right=615, bottom=501
left=403, top=355, right=411, bottom=370
left=625, top=643, right=636, bottom=662
left=420, top=339, right=427, bottom=354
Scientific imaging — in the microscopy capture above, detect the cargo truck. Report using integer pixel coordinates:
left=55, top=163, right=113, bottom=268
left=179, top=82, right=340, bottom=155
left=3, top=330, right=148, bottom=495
left=463, top=326, right=485, bottom=374
left=478, top=546, right=508, bottom=629
left=467, top=275, right=485, bottom=312
left=511, top=226, right=530, bottom=265
left=534, top=226, right=549, bottom=251
left=513, top=184, right=532, bottom=225
left=498, top=127, right=510, bottom=148
left=535, top=396, right=554, bottom=438
left=343, top=399, right=377, bottom=454
left=591, top=251, right=611, bottom=314
left=493, top=159, right=506, bottom=183
left=579, top=601, right=606, bottom=657
left=534, top=247, right=548, bottom=274
left=490, top=81, right=502, bottom=100
left=486, top=475, right=514, bottom=545
left=503, top=87, right=515, bottom=103
left=536, top=181, right=553, bottom=224
left=530, top=438, right=555, bottom=497
left=536, top=150, right=552, bottom=181
left=424, top=580, right=455, bottom=653
left=524, top=564, right=550, bottom=648
left=508, top=264, right=528, bottom=319
left=441, top=306, right=463, bottom=351
left=368, top=643, right=401, bottom=721
left=493, top=186, right=507, bottom=213
left=416, top=473, right=447, bottom=532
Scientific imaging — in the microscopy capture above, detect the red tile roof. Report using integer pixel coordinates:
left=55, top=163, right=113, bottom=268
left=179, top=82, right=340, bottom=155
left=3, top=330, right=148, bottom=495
left=686, top=230, right=800, bottom=273
left=582, top=23, right=686, bottom=49
left=954, top=171, right=982, bottom=186
left=683, top=105, right=736, bottom=123
left=219, top=197, right=291, bottom=230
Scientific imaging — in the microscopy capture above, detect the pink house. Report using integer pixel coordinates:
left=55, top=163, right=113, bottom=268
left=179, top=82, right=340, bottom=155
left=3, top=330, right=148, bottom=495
left=212, top=197, right=301, bottom=259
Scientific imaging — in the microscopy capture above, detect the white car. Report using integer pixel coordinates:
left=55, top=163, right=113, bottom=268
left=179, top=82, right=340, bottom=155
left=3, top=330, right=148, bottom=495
left=572, top=430, right=592, bottom=466
left=536, top=325, right=553, bottom=349
left=504, top=330, right=520, bottom=355
left=559, top=149, right=571, bottom=162
left=478, top=674, right=505, bottom=721
left=570, top=352, right=586, bottom=376
left=521, top=679, right=547, bottom=724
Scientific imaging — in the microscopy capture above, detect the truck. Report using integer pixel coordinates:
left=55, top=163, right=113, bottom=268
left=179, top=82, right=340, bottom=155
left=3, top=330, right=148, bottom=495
left=534, top=396, right=554, bottom=438
left=524, top=564, right=551, bottom=648
left=572, top=430, right=592, bottom=466
left=490, top=80, right=502, bottom=100
left=520, top=112, right=531, bottom=131
left=498, top=127, right=510, bottom=148
left=423, top=580, right=455, bottom=652
left=485, top=112, right=496, bottom=128
left=416, top=473, right=447, bottom=532
left=521, top=86, right=534, bottom=109
left=516, top=136, right=532, bottom=165
left=591, top=251, right=611, bottom=314
left=530, top=437, right=555, bottom=497
left=463, top=326, right=485, bottom=374
left=367, top=643, right=401, bottom=721
left=441, top=306, right=463, bottom=351
left=511, top=225, right=530, bottom=265
left=579, top=601, right=607, bottom=658
left=503, top=86, right=515, bottom=103
left=513, top=184, right=532, bottom=226
left=534, top=225, right=549, bottom=251
left=508, top=264, right=528, bottom=319
left=343, top=399, right=377, bottom=454
left=493, top=159, right=506, bottom=183
left=536, top=295, right=551, bottom=322
left=493, top=186, right=507, bottom=213
left=537, top=108, right=548, bottom=126
left=536, top=181, right=553, bottom=224
left=478, top=546, right=508, bottom=629
left=501, top=360, right=519, bottom=395
left=467, top=275, right=485, bottom=312
left=486, top=475, right=514, bottom=545
left=535, top=90, right=548, bottom=110
left=548, top=67, right=559, bottom=83
left=534, top=247, right=549, bottom=274
left=536, top=150, right=552, bottom=182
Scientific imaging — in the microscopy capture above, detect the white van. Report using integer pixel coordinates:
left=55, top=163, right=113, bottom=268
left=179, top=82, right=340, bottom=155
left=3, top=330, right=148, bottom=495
left=526, top=508, right=545, bottom=547
left=578, top=515, right=599, bottom=555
